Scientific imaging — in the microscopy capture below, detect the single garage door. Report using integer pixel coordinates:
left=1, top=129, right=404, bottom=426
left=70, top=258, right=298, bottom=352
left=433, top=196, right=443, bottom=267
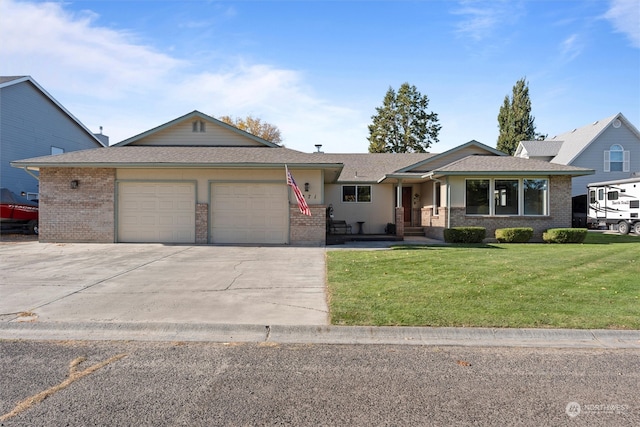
left=118, top=182, right=196, bottom=243
left=211, top=183, right=288, bottom=244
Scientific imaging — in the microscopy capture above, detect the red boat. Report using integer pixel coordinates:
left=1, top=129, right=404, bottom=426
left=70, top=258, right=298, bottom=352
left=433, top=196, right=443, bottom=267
left=0, top=188, right=39, bottom=234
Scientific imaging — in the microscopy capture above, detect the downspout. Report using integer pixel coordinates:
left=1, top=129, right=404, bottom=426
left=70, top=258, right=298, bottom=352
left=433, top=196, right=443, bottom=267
left=431, top=177, right=451, bottom=228
left=446, top=176, right=451, bottom=229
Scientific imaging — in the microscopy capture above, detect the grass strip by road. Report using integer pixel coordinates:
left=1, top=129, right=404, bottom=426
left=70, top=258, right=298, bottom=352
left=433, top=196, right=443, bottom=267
left=327, top=233, right=640, bottom=329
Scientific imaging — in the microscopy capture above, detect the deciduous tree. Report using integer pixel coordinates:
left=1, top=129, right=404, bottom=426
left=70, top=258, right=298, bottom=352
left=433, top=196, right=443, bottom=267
left=219, top=115, right=283, bottom=144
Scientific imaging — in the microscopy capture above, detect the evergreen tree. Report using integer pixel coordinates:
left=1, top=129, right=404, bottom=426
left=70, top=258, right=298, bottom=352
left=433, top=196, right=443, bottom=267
left=497, top=78, right=536, bottom=155
left=368, top=83, right=440, bottom=153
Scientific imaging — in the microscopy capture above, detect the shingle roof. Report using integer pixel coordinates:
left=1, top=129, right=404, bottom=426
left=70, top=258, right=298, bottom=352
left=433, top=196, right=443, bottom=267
left=313, top=153, right=434, bottom=182
left=517, top=140, right=563, bottom=158
left=11, top=146, right=337, bottom=167
left=430, top=155, right=593, bottom=176
left=545, top=113, right=640, bottom=165
left=0, top=76, right=27, bottom=85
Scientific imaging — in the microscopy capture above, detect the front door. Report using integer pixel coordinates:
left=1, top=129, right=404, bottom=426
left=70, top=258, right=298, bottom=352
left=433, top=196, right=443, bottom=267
left=402, top=187, right=412, bottom=224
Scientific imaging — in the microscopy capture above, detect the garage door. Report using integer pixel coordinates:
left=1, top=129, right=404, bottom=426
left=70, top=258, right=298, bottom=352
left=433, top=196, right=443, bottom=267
left=211, top=183, right=288, bottom=244
left=118, top=182, right=195, bottom=243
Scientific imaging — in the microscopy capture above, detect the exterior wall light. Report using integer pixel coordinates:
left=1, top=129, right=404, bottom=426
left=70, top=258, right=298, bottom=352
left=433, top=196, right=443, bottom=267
left=304, top=182, right=310, bottom=192
left=70, top=180, right=79, bottom=189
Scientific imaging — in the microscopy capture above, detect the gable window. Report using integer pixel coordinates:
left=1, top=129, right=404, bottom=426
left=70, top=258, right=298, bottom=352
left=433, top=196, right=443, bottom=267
left=523, top=179, right=548, bottom=216
left=604, top=144, right=629, bottom=172
left=465, top=179, right=490, bottom=214
left=51, top=146, right=64, bottom=155
left=494, top=180, right=518, bottom=215
left=192, top=120, right=206, bottom=133
left=342, top=185, right=371, bottom=203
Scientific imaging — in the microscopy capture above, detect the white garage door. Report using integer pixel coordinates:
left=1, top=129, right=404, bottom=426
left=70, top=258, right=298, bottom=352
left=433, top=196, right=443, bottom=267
left=211, top=183, right=289, bottom=244
left=118, top=182, right=196, bottom=243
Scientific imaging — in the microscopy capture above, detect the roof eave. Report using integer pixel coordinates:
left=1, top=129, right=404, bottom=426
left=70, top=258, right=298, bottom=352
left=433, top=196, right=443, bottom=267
left=11, top=161, right=344, bottom=170
left=430, top=170, right=595, bottom=177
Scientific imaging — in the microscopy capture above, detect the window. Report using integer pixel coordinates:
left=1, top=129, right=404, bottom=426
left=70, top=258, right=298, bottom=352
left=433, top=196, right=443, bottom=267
left=523, top=179, right=548, bottom=216
left=465, top=179, right=490, bottom=214
left=465, top=178, right=549, bottom=216
left=51, top=146, right=64, bottom=155
left=192, top=120, right=206, bottom=132
left=589, top=190, right=596, bottom=204
left=607, top=191, right=619, bottom=201
left=342, top=185, right=371, bottom=202
left=604, top=144, right=629, bottom=172
left=494, top=180, right=518, bottom=215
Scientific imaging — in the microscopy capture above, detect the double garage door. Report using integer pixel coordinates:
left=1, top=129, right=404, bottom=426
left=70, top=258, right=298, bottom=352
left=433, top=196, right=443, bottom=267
left=118, top=182, right=288, bottom=244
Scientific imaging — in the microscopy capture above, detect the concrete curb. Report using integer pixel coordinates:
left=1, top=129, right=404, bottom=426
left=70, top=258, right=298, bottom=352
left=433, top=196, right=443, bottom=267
left=1, top=322, right=639, bottom=348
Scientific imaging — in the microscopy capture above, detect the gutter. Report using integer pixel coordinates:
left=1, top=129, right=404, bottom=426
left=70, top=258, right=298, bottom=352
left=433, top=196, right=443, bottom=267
left=20, top=167, right=40, bottom=181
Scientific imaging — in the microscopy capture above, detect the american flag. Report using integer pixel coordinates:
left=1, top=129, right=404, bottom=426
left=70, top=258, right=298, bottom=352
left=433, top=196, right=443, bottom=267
left=285, top=165, right=311, bottom=216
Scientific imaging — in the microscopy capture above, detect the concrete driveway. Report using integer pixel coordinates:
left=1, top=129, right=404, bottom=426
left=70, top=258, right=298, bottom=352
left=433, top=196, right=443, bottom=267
left=0, top=242, right=328, bottom=325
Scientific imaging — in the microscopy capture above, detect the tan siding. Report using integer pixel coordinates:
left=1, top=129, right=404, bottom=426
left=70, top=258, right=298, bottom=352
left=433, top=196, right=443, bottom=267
left=129, top=120, right=265, bottom=146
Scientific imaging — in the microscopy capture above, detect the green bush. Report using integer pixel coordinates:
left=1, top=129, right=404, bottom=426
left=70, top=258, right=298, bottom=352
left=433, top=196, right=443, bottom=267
left=495, top=227, right=533, bottom=243
left=443, top=227, right=486, bottom=243
left=542, top=228, right=588, bottom=243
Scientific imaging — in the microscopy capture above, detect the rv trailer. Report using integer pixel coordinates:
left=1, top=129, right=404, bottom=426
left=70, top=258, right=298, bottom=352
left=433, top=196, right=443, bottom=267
left=587, top=177, right=640, bottom=234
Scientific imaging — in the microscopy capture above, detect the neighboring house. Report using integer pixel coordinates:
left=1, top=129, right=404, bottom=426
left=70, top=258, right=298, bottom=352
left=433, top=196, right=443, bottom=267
left=12, top=110, right=592, bottom=244
left=0, top=76, right=106, bottom=198
left=514, top=113, right=640, bottom=197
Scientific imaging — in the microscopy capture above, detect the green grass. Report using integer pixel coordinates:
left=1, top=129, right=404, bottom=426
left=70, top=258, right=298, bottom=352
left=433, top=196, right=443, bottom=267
left=327, top=232, right=640, bottom=329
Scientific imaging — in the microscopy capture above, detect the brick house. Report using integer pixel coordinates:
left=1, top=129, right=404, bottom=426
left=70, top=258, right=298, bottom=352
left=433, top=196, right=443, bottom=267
left=12, top=111, right=593, bottom=244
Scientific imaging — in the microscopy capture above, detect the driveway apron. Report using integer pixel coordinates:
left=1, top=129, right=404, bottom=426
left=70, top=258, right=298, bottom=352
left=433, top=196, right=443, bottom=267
left=0, top=243, right=328, bottom=325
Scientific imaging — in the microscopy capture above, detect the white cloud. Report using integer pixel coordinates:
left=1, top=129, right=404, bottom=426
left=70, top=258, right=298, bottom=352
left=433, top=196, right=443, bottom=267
left=0, top=0, right=365, bottom=151
left=0, top=0, right=184, bottom=99
left=559, top=34, right=584, bottom=62
left=452, top=0, right=523, bottom=42
left=604, top=0, right=640, bottom=48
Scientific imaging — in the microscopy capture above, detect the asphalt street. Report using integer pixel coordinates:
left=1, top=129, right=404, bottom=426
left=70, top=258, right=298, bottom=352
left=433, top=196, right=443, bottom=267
left=1, top=340, right=637, bottom=426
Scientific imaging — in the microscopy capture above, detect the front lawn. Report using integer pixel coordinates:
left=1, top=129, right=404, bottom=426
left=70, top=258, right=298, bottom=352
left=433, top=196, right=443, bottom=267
left=326, top=232, right=640, bottom=329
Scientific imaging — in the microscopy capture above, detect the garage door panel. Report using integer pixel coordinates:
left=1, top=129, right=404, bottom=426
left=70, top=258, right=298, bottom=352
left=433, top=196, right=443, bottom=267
left=211, top=183, right=288, bottom=244
left=118, top=182, right=195, bottom=243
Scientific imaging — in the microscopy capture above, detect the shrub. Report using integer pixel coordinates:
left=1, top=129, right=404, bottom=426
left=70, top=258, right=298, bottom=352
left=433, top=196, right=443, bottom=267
left=443, top=227, right=486, bottom=243
left=495, top=227, right=533, bottom=243
left=542, top=228, right=588, bottom=243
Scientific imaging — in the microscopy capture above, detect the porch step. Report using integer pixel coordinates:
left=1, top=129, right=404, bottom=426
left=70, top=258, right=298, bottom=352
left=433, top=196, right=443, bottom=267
left=404, top=227, right=425, bottom=237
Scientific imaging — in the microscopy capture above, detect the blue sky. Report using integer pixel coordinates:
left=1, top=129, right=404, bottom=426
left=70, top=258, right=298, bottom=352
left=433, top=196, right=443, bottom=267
left=1, top=0, right=639, bottom=152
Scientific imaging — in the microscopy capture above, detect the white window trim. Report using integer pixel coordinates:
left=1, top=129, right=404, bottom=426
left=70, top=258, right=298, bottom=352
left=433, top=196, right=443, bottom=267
left=464, top=178, right=549, bottom=217
left=604, top=145, right=630, bottom=173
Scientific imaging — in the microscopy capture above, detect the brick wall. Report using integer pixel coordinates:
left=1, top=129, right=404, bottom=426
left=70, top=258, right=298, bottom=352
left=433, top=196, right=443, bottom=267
left=448, top=175, right=573, bottom=241
left=39, top=167, right=115, bottom=242
left=195, top=203, right=208, bottom=244
left=395, top=207, right=404, bottom=238
left=289, top=205, right=326, bottom=246
left=421, top=206, right=447, bottom=240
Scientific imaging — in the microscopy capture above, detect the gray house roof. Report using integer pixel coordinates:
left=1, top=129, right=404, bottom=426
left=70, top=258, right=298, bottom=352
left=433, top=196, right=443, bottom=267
left=428, top=155, right=594, bottom=177
left=0, top=76, right=106, bottom=147
left=514, top=140, right=563, bottom=158
left=11, top=108, right=594, bottom=184
left=517, top=113, right=639, bottom=165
